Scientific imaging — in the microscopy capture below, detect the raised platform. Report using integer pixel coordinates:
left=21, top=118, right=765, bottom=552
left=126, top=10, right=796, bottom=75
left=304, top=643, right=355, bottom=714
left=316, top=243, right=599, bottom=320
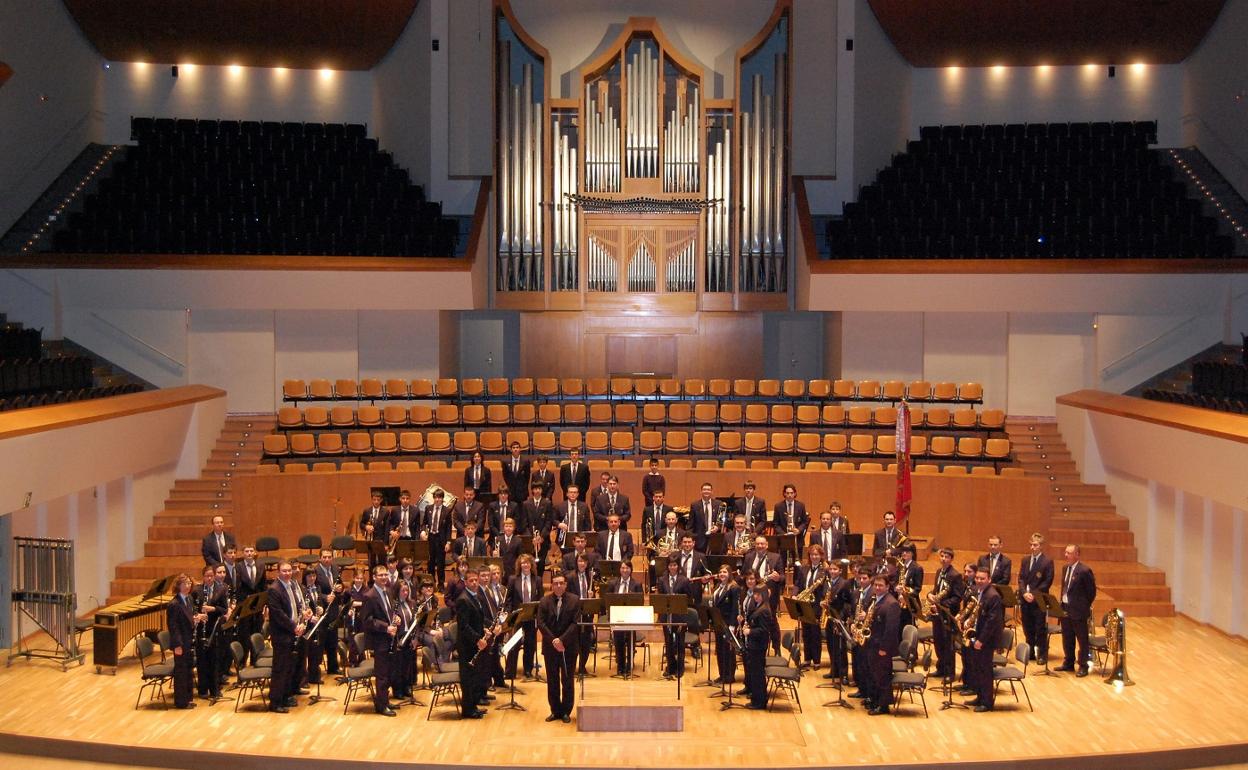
left=0, top=616, right=1244, bottom=770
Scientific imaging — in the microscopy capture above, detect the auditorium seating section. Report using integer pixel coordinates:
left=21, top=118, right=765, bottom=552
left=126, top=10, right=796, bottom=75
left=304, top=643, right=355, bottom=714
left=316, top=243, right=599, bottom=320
left=825, top=120, right=1237, bottom=260
left=0, top=319, right=141, bottom=411
left=263, top=376, right=1012, bottom=473
left=1144, top=359, right=1248, bottom=414
left=50, top=117, right=458, bottom=257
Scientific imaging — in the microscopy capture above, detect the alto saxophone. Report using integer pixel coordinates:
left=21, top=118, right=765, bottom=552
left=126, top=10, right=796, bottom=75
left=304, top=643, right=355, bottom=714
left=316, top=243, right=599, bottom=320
left=922, top=578, right=950, bottom=619
left=794, top=572, right=827, bottom=603
left=850, top=597, right=876, bottom=646
left=955, top=593, right=981, bottom=646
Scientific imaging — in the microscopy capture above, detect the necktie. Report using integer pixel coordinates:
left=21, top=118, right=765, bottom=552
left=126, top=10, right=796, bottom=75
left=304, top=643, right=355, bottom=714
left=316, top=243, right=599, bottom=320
left=475, top=466, right=480, bottom=486
left=556, top=597, right=563, bottom=618
left=824, top=531, right=831, bottom=555
left=610, top=532, right=618, bottom=561
left=685, top=554, right=692, bottom=578
left=619, top=579, right=627, bottom=594
left=992, top=555, right=998, bottom=578
left=705, top=502, right=712, bottom=532
left=468, top=538, right=474, bottom=557
left=523, top=577, right=529, bottom=603
left=217, top=534, right=224, bottom=561
left=788, top=502, right=793, bottom=523
left=513, top=458, right=519, bottom=473
left=433, top=506, right=440, bottom=532
left=284, top=581, right=298, bottom=621
left=580, top=575, right=587, bottom=597
left=1063, top=565, right=1074, bottom=602
left=569, top=503, right=576, bottom=531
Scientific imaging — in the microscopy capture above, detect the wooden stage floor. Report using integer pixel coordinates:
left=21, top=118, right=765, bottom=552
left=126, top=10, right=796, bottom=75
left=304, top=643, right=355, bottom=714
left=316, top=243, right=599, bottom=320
left=1, top=616, right=1245, bottom=770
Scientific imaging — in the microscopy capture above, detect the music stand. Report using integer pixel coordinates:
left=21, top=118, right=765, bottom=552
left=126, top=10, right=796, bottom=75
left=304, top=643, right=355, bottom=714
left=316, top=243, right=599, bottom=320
left=707, top=606, right=746, bottom=710
left=496, top=605, right=531, bottom=711
left=1034, top=592, right=1063, bottom=677
left=844, top=533, right=865, bottom=557
left=597, top=560, right=622, bottom=582
left=144, top=575, right=174, bottom=600
left=579, top=598, right=604, bottom=678
left=603, top=594, right=645, bottom=680
left=707, top=531, right=727, bottom=555
left=650, top=593, right=689, bottom=700
left=691, top=605, right=717, bottom=689
left=820, top=616, right=855, bottom=711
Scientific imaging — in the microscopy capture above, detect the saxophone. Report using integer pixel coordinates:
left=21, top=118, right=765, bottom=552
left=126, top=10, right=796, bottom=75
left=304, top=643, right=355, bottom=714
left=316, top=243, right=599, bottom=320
left=922, top=576, right=951, bottom=619
left=955, top=593, right=981, bottom=647
left=850, top=597, right=876, bottom=646
left=794, top=572, right=827, bottom=603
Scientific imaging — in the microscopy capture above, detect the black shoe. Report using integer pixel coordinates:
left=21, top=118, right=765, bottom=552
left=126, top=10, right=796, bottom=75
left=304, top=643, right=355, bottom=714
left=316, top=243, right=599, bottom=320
left=737, top=689, right=751, bottom=696
left=283, top=697, right=297, bottom=707
left=965, top=699, right=982, bottom=707
left=746, top=704, right=767, bottom=710
left=848, top=691, right=866, bottom=699
left=958, top=688, right=975, bottom=697
left=822, top=672, right=836, bottom=679
left=974, top=704, right=993, bottom=712
left=1054, top=665, right=1074, bottom=672
left=560, top=715, right=571, bottom=723
left=867, top=706, right=888, bottom=715
left=176, top=703, right=196, bottom=710
left=480, top=694, right=496, bottom=702
left=464, top=709, right=486, bottom=719
left=268, top=705, right=288, bottom=713
left=1076, top=669, right=1088, bottom=678
left=379, top=708, right=397, bottom=717
left=545, top=714, right=560, bottom=722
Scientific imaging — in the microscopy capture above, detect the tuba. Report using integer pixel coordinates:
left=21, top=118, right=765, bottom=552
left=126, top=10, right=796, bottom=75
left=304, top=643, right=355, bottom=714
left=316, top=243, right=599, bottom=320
left=1102, top=608, right=1134, bottom=686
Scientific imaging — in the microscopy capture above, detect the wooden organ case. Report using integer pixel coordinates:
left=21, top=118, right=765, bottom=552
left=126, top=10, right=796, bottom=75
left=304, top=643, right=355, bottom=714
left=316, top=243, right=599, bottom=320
left=494, top=1, right=792, bottom=315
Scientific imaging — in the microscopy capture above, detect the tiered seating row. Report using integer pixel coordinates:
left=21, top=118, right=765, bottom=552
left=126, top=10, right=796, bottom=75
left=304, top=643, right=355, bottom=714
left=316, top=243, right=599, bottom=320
left=281, top=376, right=984, bottom=405
left=275, top=402, right=1005, bottom=433
left=257, top=458, right=1026, bottom=477
left=262, top=429, right=1011, bottom=464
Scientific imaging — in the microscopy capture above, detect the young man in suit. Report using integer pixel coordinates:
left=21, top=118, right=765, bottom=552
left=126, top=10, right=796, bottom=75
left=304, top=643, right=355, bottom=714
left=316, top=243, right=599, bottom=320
left=709, top=564, right=742, bottom=687
left=530, top=455, right=555, bottom=501
left=360, top=491, right=390, bottom=574
left=1017, top=532, right=1055, bottom=664
left=965, top=566, right=1005, bottom=711
left=452, top=520, right=488, bottom=559
left=522, top=482, right=554, bottom=575
left=595, top=514, right=634, bottom=564
left=463, top=450, right=492, bottom=497
left=390, top=489, right=419, bottom=544
left=774, top=484, right=810, bottom=554
left=454, top=567, right=491, bottom=718
left=689, top=482, right=720, bottom=553
left=166, top=573, right=199, bottom=709
left=894, top=543, right=925, bottom=633
left=502, top=441, right=532, bottom=503
left=607, top=560, right=643, bottom=677
left=793, top=545, right=828, bottom=669
left=735, top=480, right=765, bottom=531
left=872, top=510, right=903, bottom=558
left=453, top=487, right=487, bottom=541
left=496, top=516, right=525, bottom=580
left=977, top=535, right=1013, bottom=586
left=1056, top=543, right=1097, bottom=676
left=360, top=566, right=399, bottom=716
left=420, top=489, right=452, bottom=590
left=865, top=575, right=901, bottom=715
left=195, top=565, right=228, bottom=701
left=592, top=475, right=632, bottom=530
left=266, top=561, right=309, bottom=713
left=235, top=544, right=265, bottom=666
left=822, top=559, right=855, bottom=682
left=929, top=547, right=965, bottom=681
left=200, top=515, right=237, bottom=567
left=507, top=554, right=541, bottom=680
left=657, top=557, right=693, bottom=679
left=537, top=573, right=580, bottom=723
left=558, top=448, right=590, bottom=501
left=810, top=509, right=847, bottom=562
left=640, top=456, right=665, bottom=507
left=564, top=553, right=596, bottom=676
left=489, top=486, right=520, bottom=542
left=560, top=532, right=601, bottom=574
left=742, top=535, right=784, bottom=653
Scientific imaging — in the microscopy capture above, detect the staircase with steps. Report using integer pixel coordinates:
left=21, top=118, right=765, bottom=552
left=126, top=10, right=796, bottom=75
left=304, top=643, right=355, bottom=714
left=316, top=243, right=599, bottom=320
left=1003, top=417, right=1173, bottom=618
left=105, top=414, right=275, bottom=605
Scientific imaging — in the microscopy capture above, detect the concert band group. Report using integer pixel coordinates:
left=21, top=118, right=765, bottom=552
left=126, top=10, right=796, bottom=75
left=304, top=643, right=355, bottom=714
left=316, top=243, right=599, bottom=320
left=176, top=448, right=1098, bottom=720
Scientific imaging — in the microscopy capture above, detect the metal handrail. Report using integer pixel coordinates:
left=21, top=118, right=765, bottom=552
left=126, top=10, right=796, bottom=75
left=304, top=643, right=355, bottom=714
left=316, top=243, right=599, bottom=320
left=86, top=311, right=185, bottom=370
left=1099, top=288, right=1248, bottom=376
left=1179, top=113, right=1248, bottom=177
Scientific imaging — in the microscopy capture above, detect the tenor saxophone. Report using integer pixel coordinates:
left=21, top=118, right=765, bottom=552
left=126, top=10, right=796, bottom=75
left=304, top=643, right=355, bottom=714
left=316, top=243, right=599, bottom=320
left=955, top=593, right=981, bottom=647
left=850, top=597, right=876, bottom=646
left=794, top=572, right=827, bottom=603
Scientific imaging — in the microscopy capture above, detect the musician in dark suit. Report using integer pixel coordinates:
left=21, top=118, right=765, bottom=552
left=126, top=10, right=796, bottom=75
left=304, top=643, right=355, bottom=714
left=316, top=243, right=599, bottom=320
left=537, top=574, right=580, bottom=723
left=495, top=517, right=525, bottom=580
left=454, top=568, right=491, bottom=718
left=774, top=484, right=810, bottom=554
left=1018, top=532, right=1055, bottom=663
left=506, top=555, right=542, bottom=679
left=606, top=560, right=643, bottom=677
left=502, top=442, right=532, bottom=503
left=312, top=550, right=340, bottom=596
left=865, top=575, right=901, bottom=715
left=233, top=546, right=265, bottom=665
left=420, top=489, right=452, bottom=590
left=741, top=535, right=784, bottom=653
left=641, top=457, right=665, bottom=507
left=463, top=451, right=492, bottom=497
left=743, top=584, right=774, bottom=709
left=564, top=553, right=597, bottom=676
left=828, top=501, right=851, bottom=549
left=735, top=481, right=766, bottom=531
left=195, top=566, right=228, bottom=700
left=560, top=532, right=601, bottom=574
left=360, top=566, right=400, bottom=716
left=810, top=510, right=847, bottom=561
left=592, top=476, right=632, bottom=530
left=200, top=515, right=237, bottom=566
left=488, top=487, right=520, bottom=542
left=688, top=482, right=722, bottom=553
left=709, top=565, right=742, bottom=686
left=530, top=456, right=556, bottom=501
left=266, top=561, right=308, bottom=712
left=359, top=491, right=390, bottom=573
left=821, top=559, right=855, bottom=682
left=556, top=484, right=591, bottom=539
left=587, top=470, right=612, bottom=516
left=848, top=568, right=874, bottom=700
left=872, top=510, right=904, bottom=558
left=558, top=448, right=590, bottom=501
left=166, top=574, right=198, bottom=709
left=1057, top=544, right=1097, bottom=676
left=642, top=490, right=675, bottom=544
left=522, top=483, right=554, bottom=574
left=793, top=545, right=828, bottom=668
left=673, top=534, right=711, bottom=604
left=595, top=514, right=635, bottom=563
left=894, top=543, right=925, bottom=633
left=656, top=558, right=693, bottom=678
left=929, top=547, right=966, bottom=681
left=390, top=489, right=420, bottom=544
left=977, top=535, right=1013, bottom=586
left=965, top=567, right=1005, bottom=711
left=452, top=520, right=488, bottom=559
left=480, top=565, right=509, bottom=691
left=453, top=487, right=487, bottom=541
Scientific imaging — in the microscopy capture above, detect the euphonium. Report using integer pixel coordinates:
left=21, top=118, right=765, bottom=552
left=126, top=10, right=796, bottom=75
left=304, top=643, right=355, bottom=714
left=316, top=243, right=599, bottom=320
left=728, top=529, right=752, bottom=556
left=655, top=529, right=677, bottom=558
left=1102, top=607, right=1133, bottom=686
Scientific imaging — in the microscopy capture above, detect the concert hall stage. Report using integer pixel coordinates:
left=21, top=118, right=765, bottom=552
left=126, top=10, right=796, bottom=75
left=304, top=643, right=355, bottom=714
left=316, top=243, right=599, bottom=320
left=0, top=616, right=1245, bottom=770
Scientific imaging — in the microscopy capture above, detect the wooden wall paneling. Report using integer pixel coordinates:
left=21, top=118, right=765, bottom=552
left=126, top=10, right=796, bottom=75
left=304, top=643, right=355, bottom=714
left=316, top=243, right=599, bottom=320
left=520, top=311, right=583, bottom=377
left=605, top=335, right=678, bottom=376
left=234, top=469, right=1047, bottom=555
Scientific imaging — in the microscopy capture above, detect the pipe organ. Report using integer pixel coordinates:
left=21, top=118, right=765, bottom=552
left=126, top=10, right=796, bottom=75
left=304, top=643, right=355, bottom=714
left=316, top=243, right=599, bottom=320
left=494, top=1, right=791, bottom=310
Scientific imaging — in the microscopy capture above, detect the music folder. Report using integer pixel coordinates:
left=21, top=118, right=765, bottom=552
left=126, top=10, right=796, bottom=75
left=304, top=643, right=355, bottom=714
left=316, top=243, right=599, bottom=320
left=608, top=604, right=654, bottom=632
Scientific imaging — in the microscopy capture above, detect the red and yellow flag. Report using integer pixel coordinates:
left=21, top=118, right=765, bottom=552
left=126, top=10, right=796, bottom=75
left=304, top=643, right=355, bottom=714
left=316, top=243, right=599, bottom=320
left=895, top=401, right=912, bottom=524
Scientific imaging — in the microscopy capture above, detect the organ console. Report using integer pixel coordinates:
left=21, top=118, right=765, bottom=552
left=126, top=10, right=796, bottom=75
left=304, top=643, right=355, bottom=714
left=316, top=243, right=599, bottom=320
left=493, top=1, right=791, bottom=309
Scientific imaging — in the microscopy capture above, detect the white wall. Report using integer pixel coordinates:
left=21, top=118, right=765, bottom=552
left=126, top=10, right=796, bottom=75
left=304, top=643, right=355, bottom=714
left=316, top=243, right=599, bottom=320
left=0, top=0, right=102, bottom=235
left=374, top=0, right=432, bottom=191
left=100, top=61, right=373, bottom=145
left=912, top=63, right=1186, bottom=146
left=840, top=311, right=923, bottom=383
left=851, top=0, right=910, bottom=195
left=0, top=389, right=226, bottom=609
left=1007, top=313, right=1095, bottom=417
left=1058, top=402, right=1248, bottom=636
left=1183, top=0, right=1248, bottom=198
